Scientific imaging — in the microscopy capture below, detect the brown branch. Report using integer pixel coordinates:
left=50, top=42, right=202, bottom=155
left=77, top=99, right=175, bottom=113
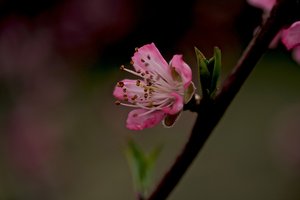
left=146, top=0, right=300, bottom=200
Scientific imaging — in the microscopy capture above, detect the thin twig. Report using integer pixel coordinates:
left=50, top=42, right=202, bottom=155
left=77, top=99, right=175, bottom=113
left=147, top=0, right=300, bottom=199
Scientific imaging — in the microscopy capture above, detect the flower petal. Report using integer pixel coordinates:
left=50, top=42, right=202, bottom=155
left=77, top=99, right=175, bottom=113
left=113, top=79, right=145, bottom=103
left=292, top=46, right=300, bottom=64
left=126, top=109, right=166, bottom=130
left=170, top=55, right=192, bottom=88
left=132, top=43, right=169, bottom=73
left=247, top=0, right=275, bottom=11
left=282, top=21, right=300, bottom=50
left=162, top=92, right=183, bottom=115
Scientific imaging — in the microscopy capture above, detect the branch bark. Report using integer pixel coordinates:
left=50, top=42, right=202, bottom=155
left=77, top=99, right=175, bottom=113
left=146, top=0, right=300, bottom=199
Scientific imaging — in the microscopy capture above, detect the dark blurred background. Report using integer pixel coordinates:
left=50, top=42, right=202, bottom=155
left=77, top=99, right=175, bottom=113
left=0, top=0, right=300, bottom=199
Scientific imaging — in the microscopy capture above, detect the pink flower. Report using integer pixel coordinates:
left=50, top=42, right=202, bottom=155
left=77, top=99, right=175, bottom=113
left=113, top=43, right=195, bottom=130
left=248, top=0, right=276, bottom=12
left=248, top=0, right=300, bottom=64
left=282, top=22, right=300, bottom=63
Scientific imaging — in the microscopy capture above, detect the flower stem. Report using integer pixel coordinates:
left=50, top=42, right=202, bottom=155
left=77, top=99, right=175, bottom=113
left=146, top=1, right=300, bottom=199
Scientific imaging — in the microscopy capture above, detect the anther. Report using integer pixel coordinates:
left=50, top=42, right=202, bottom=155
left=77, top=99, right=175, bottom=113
left=133, top=113, right=138, bottom=117
left=131, top=95, right=138, bottom=101
left=120, top=65, right=125, bottom=70
left=141, top=59, right=145, bottom=63
left=115, top=101, right=121, bottom=105
left=117, top=81, right=124, bottom=87
left=144, top=93, right=148, bottom=98
left=135, top=47, right=138, bottom=52
left=147, top=55, right=151, bottom=60
left=148, top=102, right=153, bottom=107
left=130, top=60, right=134, bottom=65
left=136, top=80, right=141, bottom=86
left=123, top=88, right=127, bottom=93
left=141, top=73, right=145, bottom=76
left=145, top=71, right=149, bottom=74
left=145, top=63, right=149, bottom=67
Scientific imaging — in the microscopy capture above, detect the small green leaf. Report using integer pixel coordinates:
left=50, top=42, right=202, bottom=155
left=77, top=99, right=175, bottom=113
left=126, top=140, right=162, bottom=197
left=126, top=140, right=147, bottom=193
left=144, top=145, right=163, bottom=187
left=195, top=47, right=210, bottom=97
left=210, top=47, right=221, bottom=97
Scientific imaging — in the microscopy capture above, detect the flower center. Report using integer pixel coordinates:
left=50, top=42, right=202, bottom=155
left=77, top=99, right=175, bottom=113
left=115, top=64, right=184, bottom=115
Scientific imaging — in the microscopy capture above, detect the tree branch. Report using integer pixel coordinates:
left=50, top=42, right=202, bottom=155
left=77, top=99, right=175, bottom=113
left=146, top=0, right=300, bottom=199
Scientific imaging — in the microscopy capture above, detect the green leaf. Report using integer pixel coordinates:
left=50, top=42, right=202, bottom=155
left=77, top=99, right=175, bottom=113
left=210, top=47, right=221, bottom=98
left=144, top=145, right=163, bottom=188
left=126, top=140, right=148, bottom=192
left=126, top=140, right=162, bottom=197
left=195, top=47, right=211, bottom=97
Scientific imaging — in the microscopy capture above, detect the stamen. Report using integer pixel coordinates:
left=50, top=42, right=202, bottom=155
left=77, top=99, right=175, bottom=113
left=148, top=102, right=154, bottom=107
left=136, top=80, right=141, bottom=86
left=117, top=81, right=124, bottom=87
left=122, top=66, right=145, bottom=78
left=115, top=101, right=121, bottom=105
left=131, top=95, right=138, bottom=101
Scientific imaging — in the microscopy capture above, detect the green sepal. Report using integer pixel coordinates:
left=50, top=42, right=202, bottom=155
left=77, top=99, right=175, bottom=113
left=163, top=112, right=182, bottom=127
left=184, top=82, right=196, bottom=104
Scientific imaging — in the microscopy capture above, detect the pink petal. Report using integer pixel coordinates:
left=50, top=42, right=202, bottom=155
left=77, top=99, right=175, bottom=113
left=292, top=46, right=300, bottom=64
left=282, top=21, right=300, bottom=50
left=169, top=55, right=192, bottom=88
left=162, top=92, right=184, bottom=115
left=131, top=43, right=169, bottom=73
left=113, top=79, right=144, bottom=102
left=247, top=0, right=276, bottom=11
left=126, top=109, right=165, bottom=130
